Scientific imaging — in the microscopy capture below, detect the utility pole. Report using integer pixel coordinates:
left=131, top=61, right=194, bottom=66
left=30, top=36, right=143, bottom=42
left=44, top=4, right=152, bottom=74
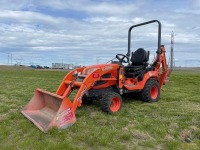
left=11, top=53, right=12, bottom=65
left=0, top=52, right=11, bottom=65
left=8, top=53, right=10, bottom=64
left=170, top=31, right=174, bottom=69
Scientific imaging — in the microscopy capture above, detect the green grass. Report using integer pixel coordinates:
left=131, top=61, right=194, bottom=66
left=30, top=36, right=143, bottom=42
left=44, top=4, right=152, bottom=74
left=0, top=69, right=200, bottom=150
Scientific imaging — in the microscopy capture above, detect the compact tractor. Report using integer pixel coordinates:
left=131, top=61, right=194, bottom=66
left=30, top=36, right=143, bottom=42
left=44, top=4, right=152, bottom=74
left=21, top=20, right=171, bottom=132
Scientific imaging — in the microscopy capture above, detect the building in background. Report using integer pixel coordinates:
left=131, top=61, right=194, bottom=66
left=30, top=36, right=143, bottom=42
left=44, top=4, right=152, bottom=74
left=52, top=63, right=74, bottom=69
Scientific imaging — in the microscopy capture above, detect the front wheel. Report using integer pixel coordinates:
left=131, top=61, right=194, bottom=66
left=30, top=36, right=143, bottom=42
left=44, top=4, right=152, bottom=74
left=141, top=79, right=160, bottom=102
left=100, top=92, right=122, bottom=113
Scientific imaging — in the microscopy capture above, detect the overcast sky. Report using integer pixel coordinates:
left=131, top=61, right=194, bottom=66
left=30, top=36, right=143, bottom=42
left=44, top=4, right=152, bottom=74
left=0, top=0, right=200, bottom=67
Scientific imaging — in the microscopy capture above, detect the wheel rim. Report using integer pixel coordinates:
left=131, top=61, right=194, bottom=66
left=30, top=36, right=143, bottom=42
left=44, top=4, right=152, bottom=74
left=110, top=97, right=121, bottom=112
left=150, top=86, right=158, bottom=100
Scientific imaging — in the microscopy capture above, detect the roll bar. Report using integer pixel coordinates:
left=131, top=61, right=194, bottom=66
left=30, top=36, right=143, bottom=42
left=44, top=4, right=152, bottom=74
left=127, top=20, right=162, bottom=64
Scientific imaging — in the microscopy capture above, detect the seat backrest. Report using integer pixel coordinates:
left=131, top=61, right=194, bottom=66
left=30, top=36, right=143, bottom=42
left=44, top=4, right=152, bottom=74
left=130, top=48, right=149, bottom=66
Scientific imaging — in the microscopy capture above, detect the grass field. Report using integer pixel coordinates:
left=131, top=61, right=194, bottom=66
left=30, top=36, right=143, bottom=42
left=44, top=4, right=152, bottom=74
left=0, top=69, right=200, bottom=150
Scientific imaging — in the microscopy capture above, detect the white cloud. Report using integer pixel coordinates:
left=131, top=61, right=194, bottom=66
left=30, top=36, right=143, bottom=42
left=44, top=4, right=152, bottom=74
left=0, top=0, right=200, bottom=67
left=191, top=0, right=200, bottom=9
left=84, top=16, right=131, bottom=23
left=0, top=10, right=64, bottom=25
left=81, top=2, right=138, bottom=16
left=0, top=0, right=29, bottom=10
left=34, top=0, right=141, bottom=17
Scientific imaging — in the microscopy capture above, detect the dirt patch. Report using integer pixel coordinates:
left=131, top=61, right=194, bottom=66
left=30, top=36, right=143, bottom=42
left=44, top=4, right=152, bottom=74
left=180, top=126, right=198, bottom=142
left=131, top=130, right=153, bottom=141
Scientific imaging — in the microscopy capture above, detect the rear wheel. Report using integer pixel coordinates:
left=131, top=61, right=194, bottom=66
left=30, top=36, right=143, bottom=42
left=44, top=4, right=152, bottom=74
left=100, top=92, right=122, bottom=113
left=141, top=79, right=160, bottom=102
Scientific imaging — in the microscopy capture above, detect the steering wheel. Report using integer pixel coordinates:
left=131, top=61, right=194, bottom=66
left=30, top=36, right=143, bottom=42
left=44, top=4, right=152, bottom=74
left=116, top=54, right=129, bottom=64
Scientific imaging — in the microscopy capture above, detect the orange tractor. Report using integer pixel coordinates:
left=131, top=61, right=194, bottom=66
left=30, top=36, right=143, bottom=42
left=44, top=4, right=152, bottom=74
left=21, top=20, right=171, bottom=132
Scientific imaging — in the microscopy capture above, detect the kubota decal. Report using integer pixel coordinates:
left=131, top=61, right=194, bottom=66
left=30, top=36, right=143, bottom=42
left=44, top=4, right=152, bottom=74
left=102, top=66, right=113, bottom=72
left=149, top=72, right=153, bottom=77
left=124, top=83, right=136, bottom=87
left=149, top=72, right=157, bottom=77
left=57, top=107, right=74, bottom=128
left=77, top=88, right=86, bottom=102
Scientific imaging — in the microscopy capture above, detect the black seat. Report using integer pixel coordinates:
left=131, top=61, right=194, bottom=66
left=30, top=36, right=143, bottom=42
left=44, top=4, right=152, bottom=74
left=125, top=48, right=150, bottom=80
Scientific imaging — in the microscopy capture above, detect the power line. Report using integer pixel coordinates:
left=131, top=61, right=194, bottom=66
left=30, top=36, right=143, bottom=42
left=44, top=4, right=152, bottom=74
left=0, top=52, right=12, bottom=65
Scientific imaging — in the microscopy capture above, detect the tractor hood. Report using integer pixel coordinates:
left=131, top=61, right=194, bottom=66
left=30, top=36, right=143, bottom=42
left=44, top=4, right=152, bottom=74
left=82, top=63, right=119, bottom=75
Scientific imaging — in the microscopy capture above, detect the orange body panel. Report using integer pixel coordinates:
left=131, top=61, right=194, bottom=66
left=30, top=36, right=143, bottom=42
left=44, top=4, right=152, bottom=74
left=122, top=71, right=159, bottom=90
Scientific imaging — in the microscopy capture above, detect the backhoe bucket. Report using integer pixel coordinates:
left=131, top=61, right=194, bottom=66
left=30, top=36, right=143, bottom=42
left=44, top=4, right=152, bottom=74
left=21, top=89, right=76, bottom=132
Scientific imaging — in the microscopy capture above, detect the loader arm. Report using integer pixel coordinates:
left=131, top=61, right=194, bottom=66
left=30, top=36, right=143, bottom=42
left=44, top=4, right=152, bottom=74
left=59, top=67, right=118, bottom=111
left=56, top=67, right=85, bottom=96
left=70, top=69, right=103, bottom=111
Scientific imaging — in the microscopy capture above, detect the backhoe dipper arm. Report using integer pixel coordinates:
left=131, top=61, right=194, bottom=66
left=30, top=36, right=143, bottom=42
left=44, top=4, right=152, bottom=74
left=154, top=45, right=168, bottom=88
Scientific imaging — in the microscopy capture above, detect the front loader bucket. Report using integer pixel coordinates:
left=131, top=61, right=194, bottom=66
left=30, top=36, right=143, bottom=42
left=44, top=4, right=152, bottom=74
left=21, top=89, right=76, bottom=132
